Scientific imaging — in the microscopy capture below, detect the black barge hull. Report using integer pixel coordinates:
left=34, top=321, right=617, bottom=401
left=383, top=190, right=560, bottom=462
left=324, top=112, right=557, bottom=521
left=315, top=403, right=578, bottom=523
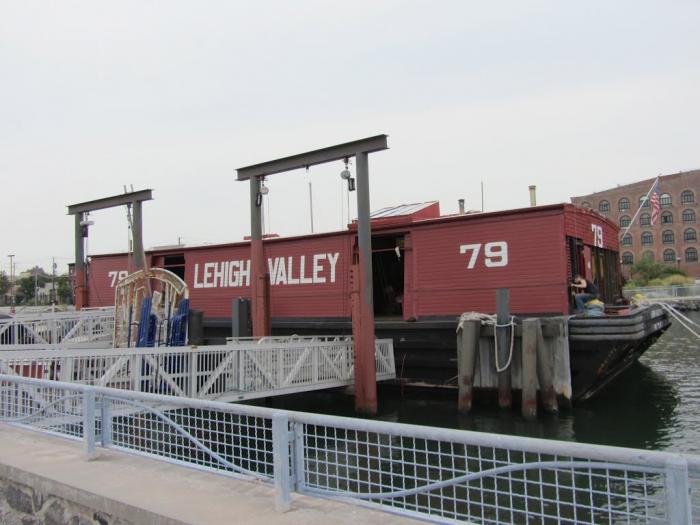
left=201, top=305, right=670, bottom=403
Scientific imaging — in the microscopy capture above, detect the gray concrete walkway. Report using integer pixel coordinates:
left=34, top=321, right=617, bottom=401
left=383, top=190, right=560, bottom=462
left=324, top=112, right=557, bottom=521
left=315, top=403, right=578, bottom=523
left=0, top=424, right=424, bottom=525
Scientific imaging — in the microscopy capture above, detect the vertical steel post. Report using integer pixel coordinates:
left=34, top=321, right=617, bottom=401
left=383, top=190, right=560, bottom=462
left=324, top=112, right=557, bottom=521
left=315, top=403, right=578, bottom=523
left=188, top=351, right=197, bottom=397
left=665, top=456, right=692, bottom=524
left=353, top=151, right=377, bottom=414
left=74, top=214, right=87, bottom=310
left=132, top=200, right=144, bottom=269
left=83, top=390, right=96, bottom=459
left=272, top=413, right=291, bottom=512
left=308, top=180, right=314, bottom=233
left=101, top=396, right=112, bottom=447
left=250, top=176, right=270, bottom=336
left=496, top=288, right=512, bottom=408
left=293, top=421, right=305, bottom=492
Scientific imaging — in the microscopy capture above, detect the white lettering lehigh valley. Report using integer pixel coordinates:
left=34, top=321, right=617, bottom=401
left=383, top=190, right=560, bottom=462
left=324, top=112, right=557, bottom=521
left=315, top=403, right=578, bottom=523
left=193, top=252, right=340, bottom=289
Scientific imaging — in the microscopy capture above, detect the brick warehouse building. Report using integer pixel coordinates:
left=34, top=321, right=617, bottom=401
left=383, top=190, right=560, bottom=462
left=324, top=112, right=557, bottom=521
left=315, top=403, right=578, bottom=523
left=571, top=169, right=699, bottom=279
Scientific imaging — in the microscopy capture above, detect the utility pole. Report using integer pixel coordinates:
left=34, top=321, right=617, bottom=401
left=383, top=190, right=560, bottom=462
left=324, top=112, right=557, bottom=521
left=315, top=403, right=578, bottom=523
left=308, top=180, right=314, bottom=233
left=34, top=267, right=38, bottom=307
left=52, top=257, right=57, bottom=305
left=7, top=255, right=14, bottom=313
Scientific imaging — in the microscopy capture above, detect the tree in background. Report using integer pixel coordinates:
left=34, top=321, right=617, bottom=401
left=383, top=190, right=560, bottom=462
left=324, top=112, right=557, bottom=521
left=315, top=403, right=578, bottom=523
left=0, top=271, right=9, bottom=297
left=18, top=275, right=48, bottom=303
left=626, top=258, right=691, bottom=287
left=56, top=275, right=73, bottom=304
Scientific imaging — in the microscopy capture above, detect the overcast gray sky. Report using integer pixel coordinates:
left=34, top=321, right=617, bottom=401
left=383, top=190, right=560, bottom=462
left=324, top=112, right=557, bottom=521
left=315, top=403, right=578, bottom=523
left=2, top=1, right=698, bottom=274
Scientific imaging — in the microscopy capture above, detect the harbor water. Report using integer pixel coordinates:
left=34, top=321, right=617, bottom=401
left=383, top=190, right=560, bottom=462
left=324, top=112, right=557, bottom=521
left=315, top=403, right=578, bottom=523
left=266, top=311, right=700, bottom=454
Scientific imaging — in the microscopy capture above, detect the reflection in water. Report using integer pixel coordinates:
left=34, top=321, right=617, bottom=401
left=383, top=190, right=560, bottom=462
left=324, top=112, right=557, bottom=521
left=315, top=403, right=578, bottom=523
left=264, top=312, right=699, bottom=453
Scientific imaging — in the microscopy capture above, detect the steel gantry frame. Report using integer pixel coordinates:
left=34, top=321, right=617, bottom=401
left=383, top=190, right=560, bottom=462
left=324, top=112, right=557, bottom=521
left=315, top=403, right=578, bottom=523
left=67, top=190, right=153, bottom=310
left=236, top=135, right=389, bottom=414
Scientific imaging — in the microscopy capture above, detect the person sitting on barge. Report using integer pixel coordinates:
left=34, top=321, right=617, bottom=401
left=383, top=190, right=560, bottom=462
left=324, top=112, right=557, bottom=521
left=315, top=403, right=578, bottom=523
left=571, top=274, right=599, bottom=314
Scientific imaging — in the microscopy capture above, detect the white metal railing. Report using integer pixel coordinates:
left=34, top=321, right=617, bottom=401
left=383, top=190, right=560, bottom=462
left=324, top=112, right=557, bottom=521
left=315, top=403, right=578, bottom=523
left=0, top=339, right=396, bottom=402
left=227, top=335, right=352, bottom=345
left=623, top=284, right=700, bottom=300
left=0, top=374, right=697, bottom=524
left=0, top=309, right=115, bottom=348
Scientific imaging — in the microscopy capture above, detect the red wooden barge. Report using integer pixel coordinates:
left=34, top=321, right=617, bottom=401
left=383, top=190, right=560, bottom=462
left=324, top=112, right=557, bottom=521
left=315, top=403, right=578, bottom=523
left=85, top=202, right=669, bottom=401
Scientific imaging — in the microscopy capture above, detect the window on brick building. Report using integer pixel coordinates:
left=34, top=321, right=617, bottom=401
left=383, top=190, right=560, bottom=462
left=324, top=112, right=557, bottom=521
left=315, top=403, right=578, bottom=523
left=621, top=234, right=632, bottom=246
left=598, top=200, right=610, bottom=213
left=621, top=252, right=634, bottom=265
left=640, top=213, right=651, bottom=227
left=618, top=198, right=630, bottom=211
left=686, top=247, right=698, bottom=263
left=661, top=211, right=673, bottom=224
left=660, top=193, right=672, bottom=207
left=641, top=232, right=653, bottom=246
left=681, top=190, right=695, bottom=205
left=619, top=215, right=631, bottom=228
left=662, top=230, right=674, bottom=244
left=682, top=209, right=696, bottom=223
left=642, top=250, right=655, bottom=261
left=639, top=196, right=650, bottom=208
left=685, top=228, right=697, bottom=242
left=663, top=249, right=676, bottom=263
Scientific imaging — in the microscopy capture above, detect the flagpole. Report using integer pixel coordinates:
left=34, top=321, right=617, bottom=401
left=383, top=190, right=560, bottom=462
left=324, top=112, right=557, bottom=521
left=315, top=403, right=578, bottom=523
left=619, top=176, right=660, bottom=239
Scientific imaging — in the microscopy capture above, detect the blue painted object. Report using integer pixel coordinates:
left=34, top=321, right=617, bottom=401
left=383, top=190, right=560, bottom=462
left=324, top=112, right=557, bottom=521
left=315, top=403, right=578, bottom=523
left=136, top=297, right=158, bottom=347
left=168, top=299, right=189, bottom=346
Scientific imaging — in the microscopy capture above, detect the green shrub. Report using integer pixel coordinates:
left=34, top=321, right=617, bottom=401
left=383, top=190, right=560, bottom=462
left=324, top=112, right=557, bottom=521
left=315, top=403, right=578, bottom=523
left=625, top=259, right=689, bottom=287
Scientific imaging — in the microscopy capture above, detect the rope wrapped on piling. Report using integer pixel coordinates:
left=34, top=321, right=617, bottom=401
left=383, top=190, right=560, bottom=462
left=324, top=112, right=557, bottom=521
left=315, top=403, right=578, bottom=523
left=457, top=312, right=517, bottom=372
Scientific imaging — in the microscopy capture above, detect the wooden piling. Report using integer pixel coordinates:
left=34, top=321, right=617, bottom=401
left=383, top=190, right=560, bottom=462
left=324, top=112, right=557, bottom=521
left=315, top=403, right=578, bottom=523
left=552, top=318, right=573, bottom=409
left=536, top=321, right=559, bottom=413
left=496, top=289, right=512, bottom=408
left=457, top=319, right=480, bottom=414
left=521, top=319, right=538, bottom=420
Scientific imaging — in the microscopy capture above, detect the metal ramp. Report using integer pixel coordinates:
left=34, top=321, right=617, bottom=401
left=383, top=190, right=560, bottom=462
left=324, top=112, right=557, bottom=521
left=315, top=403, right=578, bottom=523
left=0, top=337, right=396, bottom=403
left=0, top=308, right=115, bottom=349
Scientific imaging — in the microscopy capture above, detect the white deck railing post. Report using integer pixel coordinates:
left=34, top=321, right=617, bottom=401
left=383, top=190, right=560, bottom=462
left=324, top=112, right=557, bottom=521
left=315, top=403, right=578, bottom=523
left=272, top=412, right=292, bottom=512
left=83, top=390, right=96, bottom=459
left=100, top=396, right=112, bottom=447
left=665, top=456, right=692, bottom=524
left=188, top=350, right=197, bottom=397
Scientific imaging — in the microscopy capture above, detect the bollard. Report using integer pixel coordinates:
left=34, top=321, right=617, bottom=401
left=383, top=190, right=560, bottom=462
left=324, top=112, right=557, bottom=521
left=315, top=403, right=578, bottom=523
left=496, top=289, right=512, bottom=408
left=457, top=320, right=480, bottom=414
left=536, top=321, right=558, bottom=413
left=231, top=298, right=252, bottom=338
left=188, top=310, right=204, bottom=345
left=272, top=413, right=292, bottom=512
left=521, top=319, right=538, bottom=420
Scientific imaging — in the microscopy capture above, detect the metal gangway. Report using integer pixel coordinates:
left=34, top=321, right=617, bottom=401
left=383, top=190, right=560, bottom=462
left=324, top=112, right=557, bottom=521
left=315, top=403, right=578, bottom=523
left=0, top=308, right=115, bottom=349
left=0, top=336, right=396, bottom=403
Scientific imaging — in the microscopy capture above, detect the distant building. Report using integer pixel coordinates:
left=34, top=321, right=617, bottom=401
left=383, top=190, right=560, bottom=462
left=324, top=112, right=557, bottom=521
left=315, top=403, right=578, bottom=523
left=571, top=169, right=699, bottom=278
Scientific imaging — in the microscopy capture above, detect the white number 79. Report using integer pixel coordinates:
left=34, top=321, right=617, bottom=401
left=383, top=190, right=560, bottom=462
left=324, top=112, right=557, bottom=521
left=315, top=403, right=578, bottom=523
left=459, top=241, right=508, bottom=269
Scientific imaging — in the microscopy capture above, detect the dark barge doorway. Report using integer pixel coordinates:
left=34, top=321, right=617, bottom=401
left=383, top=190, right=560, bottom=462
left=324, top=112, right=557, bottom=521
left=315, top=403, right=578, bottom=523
left=567, top=238, right=622, bottom=308
left=152, top=253, right=186, bottom=281
left=372, top=236, right=405, bottom=317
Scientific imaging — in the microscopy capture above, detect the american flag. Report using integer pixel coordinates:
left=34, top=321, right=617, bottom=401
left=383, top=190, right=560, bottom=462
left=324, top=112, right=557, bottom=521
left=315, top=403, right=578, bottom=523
left=649, top=179, right=661, bottom=225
